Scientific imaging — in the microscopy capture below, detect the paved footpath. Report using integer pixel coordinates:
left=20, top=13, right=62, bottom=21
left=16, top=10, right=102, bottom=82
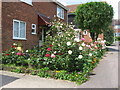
left=77, top=42, right=119, bottom=88
left=0, top=42, right=119, bottom=88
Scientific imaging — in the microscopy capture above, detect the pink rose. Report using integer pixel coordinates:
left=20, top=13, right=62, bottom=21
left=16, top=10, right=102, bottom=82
left=47, top=48, right=51, bottom=51
left=81, top=38, right=85, bottom=41
left=51, top=54, right=56, bottom=58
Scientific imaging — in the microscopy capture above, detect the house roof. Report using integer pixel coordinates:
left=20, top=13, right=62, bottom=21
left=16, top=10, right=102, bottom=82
left=38, top=12, right=51, bottom=25
left=52, top=0, right=69, bottom=11
left=66, top=4, right=81, bottom=13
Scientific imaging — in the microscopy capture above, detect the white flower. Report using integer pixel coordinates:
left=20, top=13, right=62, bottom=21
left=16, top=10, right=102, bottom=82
left=13, top=43, right=17, bottom=46
left=26, top=50, right=28, bottom=52
left=79, top=46, right=83, bottom=50
left=54, top=51, right=57, bottom=54
left=97, top=38, right=101, bottom=41
left=78, top=55, right=83, bottom=59
left=82, top=43, right=85, bottom=46
left=74, top=38, right=80, bottom=42
left=28, top=58, right=30, bottom=60
left=60, top=26, right=62, bottom=28
left=58, top=44, right=60, bottom=46
left=68, top=50, right=72, bottom=54
left=12, top=52, right=14, bottom=54
left=89, top=53, right=92, bottom=56
left=67, top=42, right=71, bottom=46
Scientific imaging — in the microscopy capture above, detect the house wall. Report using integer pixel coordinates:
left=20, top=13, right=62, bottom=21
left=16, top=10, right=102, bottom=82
left=2, top=2, right=67, bottom=52
left=81, top=31, right=104, bottom=42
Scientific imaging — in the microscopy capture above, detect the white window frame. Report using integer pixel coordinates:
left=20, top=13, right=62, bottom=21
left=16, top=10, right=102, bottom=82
left=13, top=19, right=26, bottom=40
left=20, top=0, right=32, bottom=5
left=57, top=6, right=64, bottom=19
left=83, top=30, right=87, bottom=35
left=31, top=24, right=36, bottom=34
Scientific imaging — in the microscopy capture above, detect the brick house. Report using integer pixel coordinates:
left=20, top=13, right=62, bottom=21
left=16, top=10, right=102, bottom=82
left=66, top=4, right=104, bottom=42
left=0, top=0, right=68, bottom=52
left=112, top=19, right=120, bottom=37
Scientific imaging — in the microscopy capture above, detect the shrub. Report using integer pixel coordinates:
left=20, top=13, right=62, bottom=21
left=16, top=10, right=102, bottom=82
left=104, top=27, right=114, bottom=46
left=116, top=37, right=120, bottom=41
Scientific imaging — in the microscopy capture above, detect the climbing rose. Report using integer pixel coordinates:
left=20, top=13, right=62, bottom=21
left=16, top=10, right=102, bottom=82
left=89, top=53, right=92, bottom=56
left=82, top=43, right=85, bottom=46
left=51, top=54, right=56, bottom=58
left=49, top=45, right=53, bottom=47
left=5, top=54, right=9, bottom=56
left=16, top=53, right=23, bottom=55
left=67, top=42, right=71, bottom=46
left=78, top=55, right=83, bottom=59
left=45, top=54, right=50, bottom=57
left=68, top=50, right=72, bottom=54
left=47, top=48, right=51, bottom=51
left=79, top=46, right=83, bottom=50
left=81, top=38, right=85, bottom=41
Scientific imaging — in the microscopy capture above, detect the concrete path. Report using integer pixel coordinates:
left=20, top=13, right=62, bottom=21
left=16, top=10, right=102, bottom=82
left=0, top=71, right=76, bottom=88
left=77, top=42, right=119, bottom=88
left=0, top=42, right=119, bottom=88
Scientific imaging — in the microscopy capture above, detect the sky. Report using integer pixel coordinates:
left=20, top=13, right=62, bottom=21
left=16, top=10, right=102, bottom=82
left=57, top=0, right=120, bottom=19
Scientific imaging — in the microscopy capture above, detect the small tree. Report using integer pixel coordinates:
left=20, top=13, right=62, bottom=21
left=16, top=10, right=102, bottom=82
left=104, top=27, right=114, bottom=45
left=75, top=2, right=114, bottom=41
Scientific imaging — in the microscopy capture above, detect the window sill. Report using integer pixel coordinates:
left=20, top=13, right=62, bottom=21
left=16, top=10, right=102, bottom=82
left=13, top=38, right=27, bottom=40
left=57, top=16, right=64, bottom=20
left=31, top=33, right=36, bottom=35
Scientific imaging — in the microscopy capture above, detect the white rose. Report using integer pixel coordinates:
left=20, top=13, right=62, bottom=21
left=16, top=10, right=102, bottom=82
left=89, top=53, right=92, bottom=56
left=67, top=42, right=71, bottom=46
left=13, top=43, right=17, bottom=46
left=54, top=51, right=57, bottom=54
left=26, top=50, right=28, bottom=52
left=12, top=52, right=14, bottom=54
left=82, top=43, right=85, bottom=46
left=79, top=46, right=83, bottom=50
left=68, top=50, right=72, bottom=54
left=78, top=55, right=83, bottom=59
left=28, top=58, right=30, bottom=60
left=74, top=38, right=80, bottom=42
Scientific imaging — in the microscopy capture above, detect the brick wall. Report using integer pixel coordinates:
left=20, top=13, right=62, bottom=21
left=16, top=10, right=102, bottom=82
left=1, top=2, right=67, bottom=52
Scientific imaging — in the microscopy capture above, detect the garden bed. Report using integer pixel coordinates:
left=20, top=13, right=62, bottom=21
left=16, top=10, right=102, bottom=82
left=1, top=20, right=107, bottom=84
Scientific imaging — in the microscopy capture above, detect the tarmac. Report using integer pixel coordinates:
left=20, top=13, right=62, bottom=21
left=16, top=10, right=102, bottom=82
left=0, top=42, right=119, bottom=89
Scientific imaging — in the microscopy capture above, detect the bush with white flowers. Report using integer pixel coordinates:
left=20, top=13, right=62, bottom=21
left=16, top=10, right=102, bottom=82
left=1, top=19, right=107, bottom=84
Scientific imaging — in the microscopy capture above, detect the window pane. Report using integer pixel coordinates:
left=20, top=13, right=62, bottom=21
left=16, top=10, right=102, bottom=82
left=57, top=7, right=61, bottom=17
left=13, top=21, right=19, bottom=38
left=20, top=22, right=26, bottom=38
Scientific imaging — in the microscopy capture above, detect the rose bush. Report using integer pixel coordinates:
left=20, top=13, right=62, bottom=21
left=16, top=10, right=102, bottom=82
left=1, top=20, right=107, bottom=84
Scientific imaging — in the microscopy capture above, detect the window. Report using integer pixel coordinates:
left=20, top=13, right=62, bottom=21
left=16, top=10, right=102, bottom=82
left=83, top=30, right=87, bottom=35
left=20, top=0, right=32, bottom=5
left=13, top=20, right=26, bottom=40
left=57, top=6, right=64, bottom=19
left=32, top=24, right=36, bottom=34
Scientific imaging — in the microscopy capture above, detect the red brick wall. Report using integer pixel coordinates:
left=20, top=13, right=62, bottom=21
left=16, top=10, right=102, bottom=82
left=1, top=2, right=67, bottom=52
left=81, top=30, right=104, bottom=42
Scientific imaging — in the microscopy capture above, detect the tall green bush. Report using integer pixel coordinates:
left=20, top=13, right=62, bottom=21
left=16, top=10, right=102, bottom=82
left=75, top=2, right=114, bottom=40
left=104, top=27, right=114, bottom=45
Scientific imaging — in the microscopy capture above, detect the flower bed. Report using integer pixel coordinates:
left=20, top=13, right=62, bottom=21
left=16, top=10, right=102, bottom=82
left=1, top=20, right=107, bottom=84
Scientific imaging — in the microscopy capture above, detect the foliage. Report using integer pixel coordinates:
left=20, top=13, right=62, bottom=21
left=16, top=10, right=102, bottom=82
left=1, top=20, right=107, bottom=84
left=104, top=27, right=114, bottom=46
left=115, top=37, right=120, bottom=41
left=75, top=2, right=114, bottom=40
